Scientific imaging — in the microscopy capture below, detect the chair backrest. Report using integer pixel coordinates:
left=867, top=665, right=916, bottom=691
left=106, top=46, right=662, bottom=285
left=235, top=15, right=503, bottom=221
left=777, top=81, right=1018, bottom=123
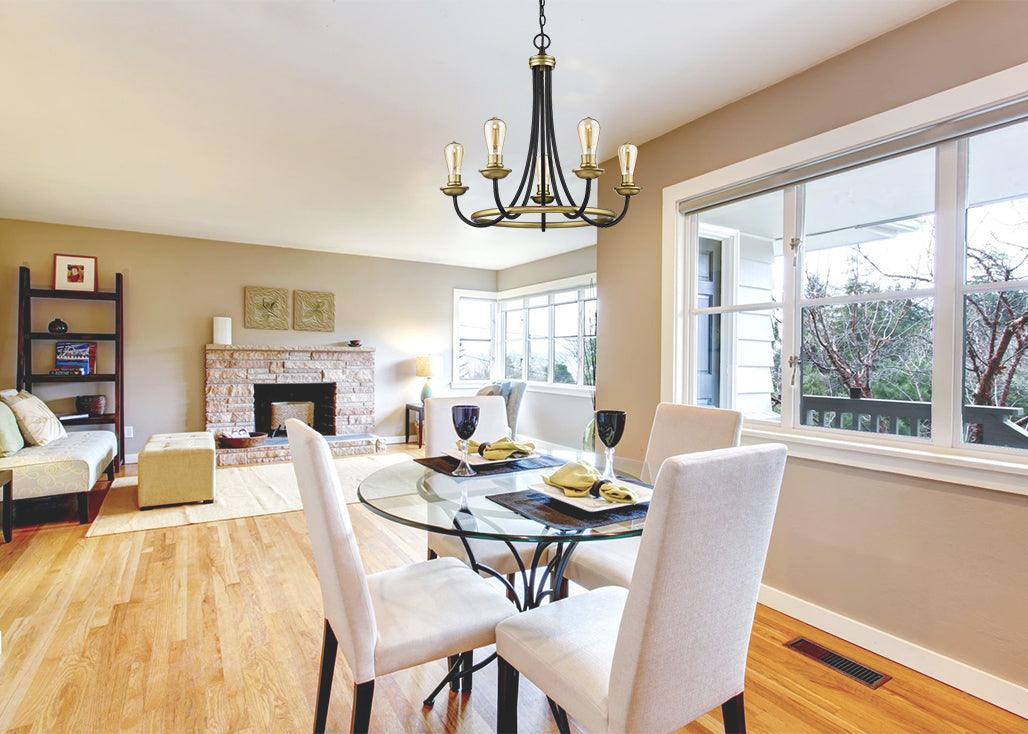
left=286, top=419, right=378, bottom=683
left=607, top=444, right=787, bottom=733
left=423, top=396, right=510, bottom=456
left=475, top=381, right=527, bottom=436
left=641, top=403, right=743, bottom=482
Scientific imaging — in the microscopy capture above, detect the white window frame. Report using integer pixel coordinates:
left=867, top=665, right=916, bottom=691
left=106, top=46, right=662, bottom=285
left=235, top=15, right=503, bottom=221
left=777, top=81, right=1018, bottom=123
left=451, top=289, right=499, bottom=388
left=499, top=274, right=597, bottom=395
left=661, top=62, right=1028, bottom=496
left=451, top=274, right=597, bottom=395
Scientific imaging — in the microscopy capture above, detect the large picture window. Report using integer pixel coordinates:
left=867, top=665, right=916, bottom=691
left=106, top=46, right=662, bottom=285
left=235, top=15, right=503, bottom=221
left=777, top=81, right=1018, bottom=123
left=453, top=276, right=597, bottom=390
left=681, top=120, right=1028, bottom=454
left=502, top=285, right=597, bottom=388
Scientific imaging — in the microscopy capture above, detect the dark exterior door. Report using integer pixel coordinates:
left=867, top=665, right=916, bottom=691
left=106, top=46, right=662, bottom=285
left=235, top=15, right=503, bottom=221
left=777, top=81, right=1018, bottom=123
left=696, top=237, right=722, bottom=406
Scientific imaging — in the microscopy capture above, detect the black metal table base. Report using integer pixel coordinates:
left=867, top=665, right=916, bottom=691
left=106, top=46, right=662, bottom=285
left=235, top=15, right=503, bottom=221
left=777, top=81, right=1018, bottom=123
left=422, top=529, right=580, bottom=710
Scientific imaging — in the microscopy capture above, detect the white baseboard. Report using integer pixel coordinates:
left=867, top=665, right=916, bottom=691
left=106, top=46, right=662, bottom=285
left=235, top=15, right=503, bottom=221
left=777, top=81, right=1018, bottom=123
left=377, top=435, right=409, bottom=445
left=759, top=584, right=1028, bottom=719
left=124, top=453, right=138, bottom=465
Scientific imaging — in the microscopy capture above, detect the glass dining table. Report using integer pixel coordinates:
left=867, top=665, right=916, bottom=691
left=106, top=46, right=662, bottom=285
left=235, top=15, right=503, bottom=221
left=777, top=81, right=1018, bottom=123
left=357, top=448, right=648, bottom=706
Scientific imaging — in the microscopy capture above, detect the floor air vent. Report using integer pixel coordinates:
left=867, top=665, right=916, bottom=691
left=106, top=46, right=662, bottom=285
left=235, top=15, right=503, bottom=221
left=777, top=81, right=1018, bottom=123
left=785, top=637, right=891, bottom=689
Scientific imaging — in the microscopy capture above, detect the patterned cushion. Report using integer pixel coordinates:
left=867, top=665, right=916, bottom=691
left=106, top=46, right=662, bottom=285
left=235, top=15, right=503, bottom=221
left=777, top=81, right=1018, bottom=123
left=0, top=431, right=117, bottom=499
left=2, top=390, right=67, bottom=446
left=0, top=401, right=24, bottom=457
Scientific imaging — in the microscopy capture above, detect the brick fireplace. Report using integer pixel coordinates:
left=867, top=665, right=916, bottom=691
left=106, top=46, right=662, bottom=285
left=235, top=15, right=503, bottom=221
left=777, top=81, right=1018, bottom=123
left=204, top=344, right=382, bottom=466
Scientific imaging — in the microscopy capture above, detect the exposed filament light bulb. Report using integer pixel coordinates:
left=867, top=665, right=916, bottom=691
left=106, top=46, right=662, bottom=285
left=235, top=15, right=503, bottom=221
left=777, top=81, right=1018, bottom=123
left=577, top=117, right=600, bottom=166
left=618, top=143, right=638, bottom=182
left=483, top=117, right=506, bottom=167
left=444, top=142, right=464, bottom=185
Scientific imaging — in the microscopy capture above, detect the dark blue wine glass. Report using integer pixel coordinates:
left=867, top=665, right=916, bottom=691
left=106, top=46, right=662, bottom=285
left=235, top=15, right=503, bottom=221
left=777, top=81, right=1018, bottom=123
left=595, top=410, right=626, bottom=481
left=451, top=405, right=480, bottom=477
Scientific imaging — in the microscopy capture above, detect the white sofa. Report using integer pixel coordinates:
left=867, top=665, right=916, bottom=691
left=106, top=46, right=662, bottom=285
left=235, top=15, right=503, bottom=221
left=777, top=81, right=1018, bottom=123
left=0, top=430, right=118, bottom=542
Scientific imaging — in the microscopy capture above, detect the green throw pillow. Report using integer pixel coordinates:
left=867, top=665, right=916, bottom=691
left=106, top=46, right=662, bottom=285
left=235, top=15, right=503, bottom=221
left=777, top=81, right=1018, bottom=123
left=0, top=400, right=24, bottom=457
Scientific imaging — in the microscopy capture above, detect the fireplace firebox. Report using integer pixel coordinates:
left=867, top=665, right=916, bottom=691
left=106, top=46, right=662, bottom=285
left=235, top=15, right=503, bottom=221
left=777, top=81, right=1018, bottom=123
left=254, top=382, right=337, bottom=436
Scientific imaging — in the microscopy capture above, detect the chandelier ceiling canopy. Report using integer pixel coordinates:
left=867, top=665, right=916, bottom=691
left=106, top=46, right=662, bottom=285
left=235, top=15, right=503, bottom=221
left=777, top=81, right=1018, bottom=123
left=441, top=0, right=640, bottom=231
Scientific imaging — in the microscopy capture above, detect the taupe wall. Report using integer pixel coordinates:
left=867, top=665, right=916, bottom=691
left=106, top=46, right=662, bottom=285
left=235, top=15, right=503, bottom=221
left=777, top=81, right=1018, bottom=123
left=0, top=219, right=495, bottom=454
left=496, top=245, right=596, bottom=291
left=594, top=1, right=1028, bottom=688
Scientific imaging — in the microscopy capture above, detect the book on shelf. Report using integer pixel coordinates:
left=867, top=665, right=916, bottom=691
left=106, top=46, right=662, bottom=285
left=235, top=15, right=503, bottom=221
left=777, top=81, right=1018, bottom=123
left=55, top=341, right=97, bottom=376
left=57, top=413, right=89, bottom=422
left=49, top=366, right=85, bottom=376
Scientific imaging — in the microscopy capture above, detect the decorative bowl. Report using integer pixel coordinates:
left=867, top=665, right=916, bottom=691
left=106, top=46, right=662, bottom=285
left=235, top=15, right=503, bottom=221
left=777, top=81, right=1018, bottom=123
left=76, top=394, right=106, bottom=416
left=219, top=431, right=267, bottom=449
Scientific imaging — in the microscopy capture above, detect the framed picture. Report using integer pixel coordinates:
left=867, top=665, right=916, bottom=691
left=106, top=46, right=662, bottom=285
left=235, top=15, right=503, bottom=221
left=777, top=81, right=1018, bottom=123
left=244, top=286, right=289, bottom=330
left=293, top=290, right=335, bottom=331
left=53, top=253, right=98, bottom=292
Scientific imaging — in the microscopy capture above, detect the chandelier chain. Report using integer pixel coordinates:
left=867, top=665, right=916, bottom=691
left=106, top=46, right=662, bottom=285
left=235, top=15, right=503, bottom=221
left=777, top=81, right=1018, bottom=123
left=534, top=0, right=550, bottom=51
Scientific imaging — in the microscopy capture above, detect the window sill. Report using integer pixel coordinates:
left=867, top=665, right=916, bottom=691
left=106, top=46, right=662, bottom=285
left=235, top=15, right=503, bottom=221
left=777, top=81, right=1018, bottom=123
left=741, top=426, right=1028, bottom=497
left=525, top=383, right=596, bottom=398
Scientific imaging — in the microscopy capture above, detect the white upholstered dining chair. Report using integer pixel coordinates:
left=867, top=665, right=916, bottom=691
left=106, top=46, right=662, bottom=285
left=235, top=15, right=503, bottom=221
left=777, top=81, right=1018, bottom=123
left=286, top=420, right=516, bottom=733
left=564, top=402, right=744, bottom=591
left=495, top=444, right=787, bottom=734
left=423, top=396, right=540, bottom=577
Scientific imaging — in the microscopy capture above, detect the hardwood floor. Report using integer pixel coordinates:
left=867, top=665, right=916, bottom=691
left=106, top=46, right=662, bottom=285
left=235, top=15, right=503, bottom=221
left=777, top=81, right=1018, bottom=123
left=0, top=468, right=1023, bottom=733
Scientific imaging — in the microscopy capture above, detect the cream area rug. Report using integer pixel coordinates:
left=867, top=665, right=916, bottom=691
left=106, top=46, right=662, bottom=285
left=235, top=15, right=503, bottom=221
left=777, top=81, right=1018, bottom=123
left=86, top=452, right=413, bottom=537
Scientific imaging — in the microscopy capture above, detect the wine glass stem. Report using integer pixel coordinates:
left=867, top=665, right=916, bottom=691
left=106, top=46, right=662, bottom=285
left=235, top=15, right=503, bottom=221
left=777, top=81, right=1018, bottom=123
left=602, top=446, right=616, bottom=480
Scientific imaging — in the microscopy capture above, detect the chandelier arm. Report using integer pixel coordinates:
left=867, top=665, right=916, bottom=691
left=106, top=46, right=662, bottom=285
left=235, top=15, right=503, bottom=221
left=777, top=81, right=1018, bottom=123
left=505, top=69, right=542, bottom=216
left=519, top=67, right=545, bottom=209
left=540, top=69, right=564, bottom=208
left=452, top=196, right=504, bottom=228
left=490, top=178, right=511, bottom=217
left=542, top=64, right=581, bottom=212
left=578, top=195, right=631, bottom=227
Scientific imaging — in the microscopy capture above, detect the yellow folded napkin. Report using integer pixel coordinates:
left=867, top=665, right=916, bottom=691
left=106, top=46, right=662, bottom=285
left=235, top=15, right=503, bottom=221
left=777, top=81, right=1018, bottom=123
left=466, top=437, right=536, bottom=461
left=542, top=461, right=640, bottom=504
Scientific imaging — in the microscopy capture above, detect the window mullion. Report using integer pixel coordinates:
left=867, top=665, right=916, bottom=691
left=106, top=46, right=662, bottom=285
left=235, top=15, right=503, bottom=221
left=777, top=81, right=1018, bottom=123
left=932, top=139, right=967, bottom=448
left=780, top=185, right=803, bottom=429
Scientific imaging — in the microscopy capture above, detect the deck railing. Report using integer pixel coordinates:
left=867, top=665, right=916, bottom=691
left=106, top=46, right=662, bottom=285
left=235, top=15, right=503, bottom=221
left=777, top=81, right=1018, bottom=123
left=799, top=395, right=1028, bottom=449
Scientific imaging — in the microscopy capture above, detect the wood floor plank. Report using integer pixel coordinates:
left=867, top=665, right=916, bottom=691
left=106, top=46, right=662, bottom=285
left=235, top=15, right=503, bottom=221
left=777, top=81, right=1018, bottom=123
left=0, top=458, right=1023, bottom=733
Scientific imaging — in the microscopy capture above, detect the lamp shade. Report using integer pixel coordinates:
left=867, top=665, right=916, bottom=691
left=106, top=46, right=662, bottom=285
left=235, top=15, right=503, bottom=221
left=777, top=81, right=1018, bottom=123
left=415, top=355, right=440, bottom=378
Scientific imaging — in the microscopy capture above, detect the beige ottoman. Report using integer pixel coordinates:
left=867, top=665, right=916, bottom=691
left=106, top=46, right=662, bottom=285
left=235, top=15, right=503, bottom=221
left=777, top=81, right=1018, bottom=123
left=138, top=432, right=216, bottom=509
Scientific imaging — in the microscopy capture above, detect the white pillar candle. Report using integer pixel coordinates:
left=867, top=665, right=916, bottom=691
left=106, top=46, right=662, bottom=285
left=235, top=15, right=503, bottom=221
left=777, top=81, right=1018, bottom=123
left=212, top=316, right=232, bottom=345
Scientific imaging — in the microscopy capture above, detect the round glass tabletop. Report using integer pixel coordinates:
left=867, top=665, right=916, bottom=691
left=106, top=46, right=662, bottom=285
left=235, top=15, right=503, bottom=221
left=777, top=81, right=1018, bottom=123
left=357, top=449, right=646, bottom=544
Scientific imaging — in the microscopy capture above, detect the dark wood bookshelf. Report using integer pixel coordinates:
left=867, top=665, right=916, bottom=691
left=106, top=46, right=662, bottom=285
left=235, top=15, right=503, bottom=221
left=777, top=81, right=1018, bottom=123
left=59, top=412, right=117, bottom=426
left=29, top=374, right=118, bottom=383
left=27, top=287, right=118, bottom=301
left=17, top=266, right=126, bottom=468
left=29, top=332, right=117, bottom=341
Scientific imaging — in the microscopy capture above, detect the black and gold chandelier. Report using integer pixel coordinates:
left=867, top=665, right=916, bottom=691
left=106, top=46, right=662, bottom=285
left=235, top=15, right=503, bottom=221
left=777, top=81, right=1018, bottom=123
left=440, top=0, right=640, bottom=230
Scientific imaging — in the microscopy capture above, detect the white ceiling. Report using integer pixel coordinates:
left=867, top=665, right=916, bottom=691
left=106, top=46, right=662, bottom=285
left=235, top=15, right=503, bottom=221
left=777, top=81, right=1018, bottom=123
left=0, top=0, right=950, bottom=270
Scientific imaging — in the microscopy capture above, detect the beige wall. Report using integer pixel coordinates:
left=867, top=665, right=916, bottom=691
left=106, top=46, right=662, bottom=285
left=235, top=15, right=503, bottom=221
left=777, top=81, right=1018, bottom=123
left=595, top=1, right=1028, bottom=689
left=496, top=245, right=596, bottom=291
left=0, top=219, right=495, bottom=454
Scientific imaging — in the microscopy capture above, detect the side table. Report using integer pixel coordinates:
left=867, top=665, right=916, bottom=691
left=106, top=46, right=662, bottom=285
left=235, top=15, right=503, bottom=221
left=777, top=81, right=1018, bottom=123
left=405, top=402, right=425, bottom=448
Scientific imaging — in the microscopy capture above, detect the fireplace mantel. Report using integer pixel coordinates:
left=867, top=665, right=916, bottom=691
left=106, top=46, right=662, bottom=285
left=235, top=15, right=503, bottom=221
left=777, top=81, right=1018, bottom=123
left=204, top=344, right=379, bottom=465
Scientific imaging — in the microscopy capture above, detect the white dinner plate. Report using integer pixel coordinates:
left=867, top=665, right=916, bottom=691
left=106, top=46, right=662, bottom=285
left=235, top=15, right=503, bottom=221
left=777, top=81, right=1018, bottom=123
left=442, top=448, right=538, bottom=466
left=529, top=481, right=653, bottom=513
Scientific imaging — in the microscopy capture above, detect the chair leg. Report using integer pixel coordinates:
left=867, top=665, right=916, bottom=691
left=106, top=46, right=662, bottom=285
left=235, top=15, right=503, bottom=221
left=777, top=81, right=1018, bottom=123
left=547, top=699, right=571, bottom=734
left=350, top=680, right=374, bottom=734
left=314, top=620, right=338, bottom=734
left=427, top=548, right=437, bottom=560
left=2, top=482, right=12, bottom=543
left=77, top=492, right=90, bottom=524
left=722, top=691, right=746, bottom=734
left=105, top=461, right=116, bottom=482
left=460, top=651, right=473, bottom=693
left=558, top=578, right=569, bottom=600
left=497, top=656, right=519, bottom=734
left=506, top=573, right=518, bottom=602
left=447, top=655, right=461, bottom=692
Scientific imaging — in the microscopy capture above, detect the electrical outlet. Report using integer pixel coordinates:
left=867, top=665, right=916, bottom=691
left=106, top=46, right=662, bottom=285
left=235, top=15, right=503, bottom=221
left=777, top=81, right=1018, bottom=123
left=125, top=426, right=134, bottom=438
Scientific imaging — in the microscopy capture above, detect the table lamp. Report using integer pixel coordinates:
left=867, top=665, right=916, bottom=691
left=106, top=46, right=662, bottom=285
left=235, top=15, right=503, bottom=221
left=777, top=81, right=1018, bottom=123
left=415, top=355, right=440, bottom=402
